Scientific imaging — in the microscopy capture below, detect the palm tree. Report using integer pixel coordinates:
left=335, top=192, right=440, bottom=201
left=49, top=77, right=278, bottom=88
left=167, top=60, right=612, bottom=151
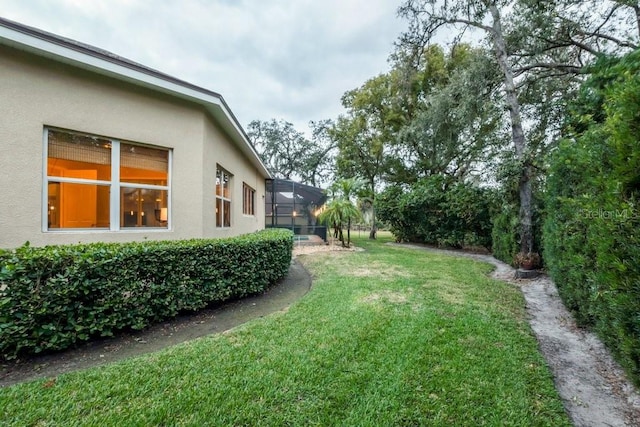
left=318, top=178, right=364, bottom=247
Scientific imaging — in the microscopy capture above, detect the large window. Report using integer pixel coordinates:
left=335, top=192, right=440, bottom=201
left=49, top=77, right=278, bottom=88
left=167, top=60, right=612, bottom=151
left=216, top=167, right=231, bottom=227
left=243, top=183, right=255, bottom=216
left=45, top=128, right=170, bottom=230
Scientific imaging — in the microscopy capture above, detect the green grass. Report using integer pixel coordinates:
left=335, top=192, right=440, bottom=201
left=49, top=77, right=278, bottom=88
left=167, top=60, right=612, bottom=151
left=0, top=234, right=570, bottom=426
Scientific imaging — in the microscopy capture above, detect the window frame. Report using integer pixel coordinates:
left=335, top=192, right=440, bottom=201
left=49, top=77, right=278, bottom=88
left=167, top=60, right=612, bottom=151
left=242, top=183, right=255, bottom=216
left=42, top=127, right=172, bottom=232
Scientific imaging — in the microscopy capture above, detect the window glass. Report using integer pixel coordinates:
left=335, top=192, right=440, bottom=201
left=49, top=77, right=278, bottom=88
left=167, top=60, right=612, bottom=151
left=216, top=170, right=222, bottom=197
left=216, top=198, right=223, bottom=227
left=243, top=183, right=255, bottom=216
left=48, top=129, right=111, bottom=181
left=216, top=169, right=230, bottom=198
left=120, top=143, right=168, bottom=185
left=46, top=128, right=170, bottom=231
left=120, top=188, right=168, bottom=228
left=224, top=200, right=231, bottom=227
left=47, top=182, right=110, bottom=228
left=216, top=166, right=232, bottom=227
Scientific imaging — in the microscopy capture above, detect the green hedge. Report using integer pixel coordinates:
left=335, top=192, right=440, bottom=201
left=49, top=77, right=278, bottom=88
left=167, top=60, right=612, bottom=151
left=491, top=207, right=519, bottom=265
left=543, top=51, right=640, bottom=386
left=377, top=175, right=495, bottom=248
left=491, top=197, right=545, bottom=266
left=0, top=229, right=293, bottom=360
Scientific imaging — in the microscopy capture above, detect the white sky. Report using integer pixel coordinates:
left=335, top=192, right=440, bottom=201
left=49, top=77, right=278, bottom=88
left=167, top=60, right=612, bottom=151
left=0, top=0, right=408, bottom=134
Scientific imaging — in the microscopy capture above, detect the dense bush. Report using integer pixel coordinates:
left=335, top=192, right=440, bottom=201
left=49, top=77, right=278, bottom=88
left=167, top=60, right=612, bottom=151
left=377, top=175, right=495, bottom=248
left=491, top=196, right=545, bottom=266
left=543, top=51, right=640, bottom=386
left=491, top=206, right=519, bottom=265
left=0, top=229, right=293, bottom=359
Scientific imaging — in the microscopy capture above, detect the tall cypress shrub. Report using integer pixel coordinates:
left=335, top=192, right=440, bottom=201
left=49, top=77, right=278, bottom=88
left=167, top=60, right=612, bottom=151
left=544, top=51, right=640, bottom=386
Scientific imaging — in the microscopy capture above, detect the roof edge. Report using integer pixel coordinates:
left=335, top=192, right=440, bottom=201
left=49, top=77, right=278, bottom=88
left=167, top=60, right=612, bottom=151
left=0, top=16, right=271, bottom=179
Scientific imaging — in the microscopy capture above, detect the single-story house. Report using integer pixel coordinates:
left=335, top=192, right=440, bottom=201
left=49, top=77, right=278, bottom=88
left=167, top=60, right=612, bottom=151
left=0, top=17, right=271, bottom=249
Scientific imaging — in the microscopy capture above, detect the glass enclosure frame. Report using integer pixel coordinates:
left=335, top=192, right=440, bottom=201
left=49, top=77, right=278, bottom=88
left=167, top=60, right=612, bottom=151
left=265, top=179, right=327, bottom=241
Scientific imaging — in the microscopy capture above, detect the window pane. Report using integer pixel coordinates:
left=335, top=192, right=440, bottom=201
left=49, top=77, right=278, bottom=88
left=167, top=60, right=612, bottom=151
left=120, top=143, right=168, bottom=185
left=224, top=200, right=231, bottom=227
left=216, top=169, right=222, bottom=197
left=216, top=198, right=223, bottom=227
left=121, top=187, right=168, bottom=228
left=48, top=129, right=111, bottom=180
left=47, top=182, right=110, bottom=229
left=223, top=172, right=230, bottom=198
left=243, top=184, right=255, bottom=215
left=216, top=169, right=231, bottom=198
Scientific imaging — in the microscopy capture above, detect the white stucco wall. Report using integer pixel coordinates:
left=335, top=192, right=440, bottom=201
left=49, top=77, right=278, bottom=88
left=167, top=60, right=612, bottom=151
left=202, top=119, right=266, bottom=239
left=0, top=45, right=265, bottom=249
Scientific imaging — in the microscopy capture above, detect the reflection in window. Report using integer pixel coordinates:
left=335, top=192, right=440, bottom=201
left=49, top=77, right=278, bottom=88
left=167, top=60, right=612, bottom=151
left=45, top=128, right=170, bottom=230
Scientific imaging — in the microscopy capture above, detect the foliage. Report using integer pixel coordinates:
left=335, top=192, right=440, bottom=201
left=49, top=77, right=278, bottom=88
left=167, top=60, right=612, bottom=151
left=318, top=178, right=363, bottom=247
left=396, top=0, right=639, bottom=255
left=392, top=44, right=507, bottom=184
left=491, top=206, right=520, bottom=266
left=0, top=229, right=293, bottom=360
left=0, top=237, right=570, bottom=426
left=247, top=119, right=335, bottom=187
left=377, top=175, right=495, bottom=248
left=543, top=50, right=640, bottom=386
left=331, top=44, right=504, bottom=239
left=491, top=187, right=546, bottom=266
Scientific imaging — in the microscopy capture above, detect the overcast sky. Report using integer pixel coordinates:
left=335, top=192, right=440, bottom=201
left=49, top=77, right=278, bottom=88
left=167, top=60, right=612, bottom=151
left=1, top=0, right=408, bottom=134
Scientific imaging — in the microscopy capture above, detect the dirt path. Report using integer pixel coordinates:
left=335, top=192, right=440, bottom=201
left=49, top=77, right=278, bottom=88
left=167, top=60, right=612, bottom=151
left=396, top=243, right=640, bottom=427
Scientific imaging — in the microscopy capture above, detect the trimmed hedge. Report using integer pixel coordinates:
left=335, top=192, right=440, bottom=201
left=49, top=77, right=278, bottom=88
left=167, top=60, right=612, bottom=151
left=543, top=51, right=640, bottom=386
left=377, top=175, right=495, bottom=248
left=0, top=229, right=293, bottom=360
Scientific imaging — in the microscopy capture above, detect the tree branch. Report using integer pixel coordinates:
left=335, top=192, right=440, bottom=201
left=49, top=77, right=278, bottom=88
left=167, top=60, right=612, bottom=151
left=514, top=62, right=584, bottom=76
left=575, top=29, right=639, bottom=50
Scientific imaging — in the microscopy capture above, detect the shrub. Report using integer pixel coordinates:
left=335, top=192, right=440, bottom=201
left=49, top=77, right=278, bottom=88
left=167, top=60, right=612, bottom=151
left=544, top=51, right=640, bottom=386
left=491, top=197, right=545, bottom=266
left=491, top=207, right=519, bottom=265
left=0, top=229, right=293, bottom=359
left=377, top=175, right=495, bottom=248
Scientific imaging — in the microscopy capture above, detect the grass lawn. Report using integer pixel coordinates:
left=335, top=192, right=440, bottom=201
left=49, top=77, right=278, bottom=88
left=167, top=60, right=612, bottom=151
left=0, top=234, right=570, bottom=426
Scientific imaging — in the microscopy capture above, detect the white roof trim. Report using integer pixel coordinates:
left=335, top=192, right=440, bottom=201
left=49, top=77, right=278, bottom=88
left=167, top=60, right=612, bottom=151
left=0, top=17, right=271, bottom=178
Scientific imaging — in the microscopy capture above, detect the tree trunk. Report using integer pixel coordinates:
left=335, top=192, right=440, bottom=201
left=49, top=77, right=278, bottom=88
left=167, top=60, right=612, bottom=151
left=634, top=4, right=640, bottom=39
left=489, top=4, right=534, bottom=254
left=369, top=178, right=377, bottom=239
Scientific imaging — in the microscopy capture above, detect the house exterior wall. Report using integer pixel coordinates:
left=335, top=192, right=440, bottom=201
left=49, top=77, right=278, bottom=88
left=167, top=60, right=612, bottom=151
left=0, top=45, right=265, bottom=249
left=202, top=119, right=266, bottom=239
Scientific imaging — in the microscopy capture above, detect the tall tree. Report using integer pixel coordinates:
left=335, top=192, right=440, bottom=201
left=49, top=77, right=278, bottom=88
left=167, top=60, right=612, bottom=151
left=247, top=119, right=335, bottom=187
left=399, top=0, right=537, bottom=253
left=330, top=74, right=398, bottom=239
left=397, top=0, right=640, bottom=254
left=393, top=44, right=506, bottom=183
